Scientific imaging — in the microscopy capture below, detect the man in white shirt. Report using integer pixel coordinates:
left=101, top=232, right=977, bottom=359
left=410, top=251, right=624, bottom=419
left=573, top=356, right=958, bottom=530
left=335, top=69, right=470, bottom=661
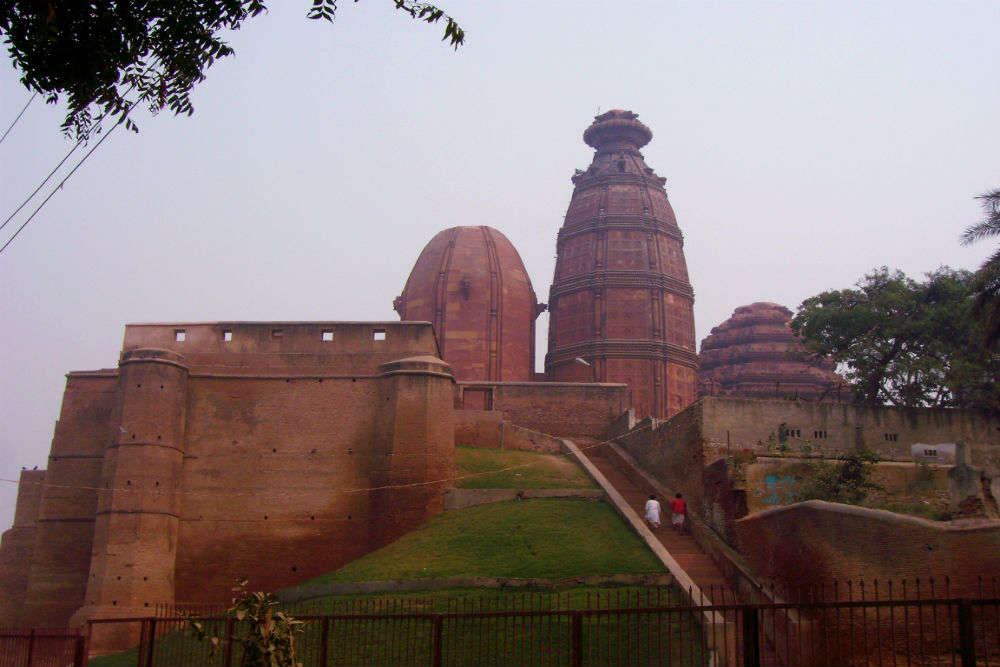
left=644, top=494, right=662, bottom=529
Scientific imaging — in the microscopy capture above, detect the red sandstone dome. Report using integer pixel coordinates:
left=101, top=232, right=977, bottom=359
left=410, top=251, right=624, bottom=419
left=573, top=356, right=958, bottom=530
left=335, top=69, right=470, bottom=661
left=395, top=226, right=543, bottom=381
left=546, top=110, right=698, bottom=418
left=698, top=302, right=846, bottom=400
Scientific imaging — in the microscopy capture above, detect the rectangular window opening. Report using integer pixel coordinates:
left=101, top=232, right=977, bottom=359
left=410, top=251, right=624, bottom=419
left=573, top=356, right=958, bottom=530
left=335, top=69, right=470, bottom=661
left=322, top=330, right=334, bottom=342
left=924, top=448, right=937, bottom=457
left=373, top=329, right=386, bottom=341
left=271, top=329, right=284, bottom=339
left=174, top=329, right=186, bottom=342
left=222, top=330, right=233, bottom=342
left=885, top=433, right=899, bottom=442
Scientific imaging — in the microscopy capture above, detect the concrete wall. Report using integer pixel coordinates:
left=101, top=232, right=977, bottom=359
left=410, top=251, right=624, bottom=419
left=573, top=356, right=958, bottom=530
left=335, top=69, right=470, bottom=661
left=1, top=322, right=455, bottom=633
left=457, top=381, right=628, bottom=439
left=699, top=398, right=1000, bottom=464
left=743, top=458, right=951, bottom=515
left=735, top=501, right=1000, bottom=595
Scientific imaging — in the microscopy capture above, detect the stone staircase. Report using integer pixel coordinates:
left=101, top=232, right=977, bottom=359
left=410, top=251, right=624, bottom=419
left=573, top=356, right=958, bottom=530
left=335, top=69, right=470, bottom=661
left=577, top=440, right=737, bottom=604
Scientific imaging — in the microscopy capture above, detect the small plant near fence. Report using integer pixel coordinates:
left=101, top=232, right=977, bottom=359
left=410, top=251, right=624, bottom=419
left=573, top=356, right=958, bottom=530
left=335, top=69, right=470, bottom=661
left=185, top=580, right=306, bottom=667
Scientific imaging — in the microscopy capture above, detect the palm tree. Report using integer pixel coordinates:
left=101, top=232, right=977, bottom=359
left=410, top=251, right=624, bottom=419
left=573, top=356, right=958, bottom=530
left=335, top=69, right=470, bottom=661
left=962, top=189, right=1000, bottom=346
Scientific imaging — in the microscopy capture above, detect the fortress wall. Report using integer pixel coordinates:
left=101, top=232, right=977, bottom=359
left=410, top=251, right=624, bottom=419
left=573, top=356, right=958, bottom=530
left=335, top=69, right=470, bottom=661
left=0, top=471, right=45, bottom=626
left=174, top=376, right=380, bottom=604
left=121, top=322, right=439, bottom=375
left=371, top=358, right=455, bottom=548
left=699, top=398, right=1000, bottom=462
left=20, top=375, right=115, bottom=628
left=734, top=501, right=1000, bottom=594
left=457, top=382, right=628, bottom=438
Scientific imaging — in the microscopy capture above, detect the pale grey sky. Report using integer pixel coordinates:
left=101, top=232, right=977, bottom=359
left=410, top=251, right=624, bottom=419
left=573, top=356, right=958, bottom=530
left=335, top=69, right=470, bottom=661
left=1, top=1, right=997, bottom=529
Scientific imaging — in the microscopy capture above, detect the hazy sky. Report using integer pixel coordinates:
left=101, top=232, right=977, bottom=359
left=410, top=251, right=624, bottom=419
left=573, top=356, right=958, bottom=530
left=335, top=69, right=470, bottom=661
left=1, top=1, right=997, bottom=529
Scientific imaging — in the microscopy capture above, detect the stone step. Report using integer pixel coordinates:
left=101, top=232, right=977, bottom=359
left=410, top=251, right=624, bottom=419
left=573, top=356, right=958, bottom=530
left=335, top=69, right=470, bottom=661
left=583, top=449, right=738, bottom=604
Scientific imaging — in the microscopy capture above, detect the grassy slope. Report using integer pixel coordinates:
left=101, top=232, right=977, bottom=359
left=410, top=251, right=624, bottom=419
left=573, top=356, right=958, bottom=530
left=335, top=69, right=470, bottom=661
left=295, top=498, right=663, bottom=586
left=454, top=446, right=597, bottom=489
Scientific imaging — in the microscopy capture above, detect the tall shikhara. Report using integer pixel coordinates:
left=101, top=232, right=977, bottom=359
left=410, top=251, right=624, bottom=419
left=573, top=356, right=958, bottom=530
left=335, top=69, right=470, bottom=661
left=546, top=110, right=697, bottom=418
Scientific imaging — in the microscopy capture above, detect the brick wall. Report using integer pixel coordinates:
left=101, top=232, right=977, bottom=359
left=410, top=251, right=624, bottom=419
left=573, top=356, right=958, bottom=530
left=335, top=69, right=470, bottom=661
left=453, top=411, right=562, bottom=453
left=613, top=401, right=706, bottom=512
left=19, top=374, right=113, bottom=628
left=734, top=501, right=1000, bottom=594
left=1, top=323, right=456, bottom=633
left=0, top=471, right=45, bottom=626
left=457, top=382, right=628, bottom=438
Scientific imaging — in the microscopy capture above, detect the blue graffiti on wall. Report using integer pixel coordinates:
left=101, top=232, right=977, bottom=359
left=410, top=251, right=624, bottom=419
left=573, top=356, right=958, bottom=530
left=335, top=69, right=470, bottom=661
left=763, top=474, right=801, bottom=504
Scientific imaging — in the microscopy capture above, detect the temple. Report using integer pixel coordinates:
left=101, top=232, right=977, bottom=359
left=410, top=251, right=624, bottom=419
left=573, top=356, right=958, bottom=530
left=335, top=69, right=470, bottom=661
left=546, top=110, right=698, bottom=418
left=698, top=302, right=845, bottom=400
left=394, top=226, right=544, bottom=382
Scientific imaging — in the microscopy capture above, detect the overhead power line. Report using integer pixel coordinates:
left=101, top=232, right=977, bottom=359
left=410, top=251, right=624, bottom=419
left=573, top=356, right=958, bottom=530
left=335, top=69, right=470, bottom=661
left=0, top=108, right=132, bottom=256
left=0, top=92, right=37, bottom=147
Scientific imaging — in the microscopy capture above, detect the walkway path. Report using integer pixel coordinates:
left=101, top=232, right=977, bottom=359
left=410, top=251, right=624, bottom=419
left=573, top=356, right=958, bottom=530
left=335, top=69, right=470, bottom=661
left=576, top=439, right=737, bottom=605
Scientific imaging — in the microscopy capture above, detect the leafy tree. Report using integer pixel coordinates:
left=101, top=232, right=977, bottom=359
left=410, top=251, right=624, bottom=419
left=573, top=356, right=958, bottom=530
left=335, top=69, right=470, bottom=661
left=0, top=1, right=464, bottom=138
left=961, top=189, right=1000, bottom=347
left=791, top=267, right=1000, bottom=412
left=797, top=448, right=882, bottom=505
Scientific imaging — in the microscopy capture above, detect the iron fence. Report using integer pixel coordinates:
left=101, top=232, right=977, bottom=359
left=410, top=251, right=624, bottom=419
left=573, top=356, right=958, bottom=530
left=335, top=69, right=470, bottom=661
left=0, top=628, right=84, bottom=667
left=7, top=580, right=1000, bottom=667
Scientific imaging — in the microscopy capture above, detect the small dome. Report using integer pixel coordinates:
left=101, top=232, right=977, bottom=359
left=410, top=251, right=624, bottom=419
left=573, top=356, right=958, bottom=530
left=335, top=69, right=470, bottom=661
left=583, top=109, right=653, bottom=151
left=395, top=226, right=542, bottom=381
left=699, top=302, right=846, bottom=401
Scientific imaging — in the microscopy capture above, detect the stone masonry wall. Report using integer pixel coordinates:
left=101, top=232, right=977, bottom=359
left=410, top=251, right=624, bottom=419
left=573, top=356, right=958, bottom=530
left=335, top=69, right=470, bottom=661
left=453, top=411, right=563, bottom=453
left=613, top=400, right=706, bottom=512
left=0, top=471, right=45, bottom=626
left=734, top=501, right=1000, bottom=595
left=19, top=374, right=114, bottom=628
left=699, top=398, right=1000, bottom=464
left=1, top=322, right=455, bottom=632
left=457, top=382, right=628, bottom=439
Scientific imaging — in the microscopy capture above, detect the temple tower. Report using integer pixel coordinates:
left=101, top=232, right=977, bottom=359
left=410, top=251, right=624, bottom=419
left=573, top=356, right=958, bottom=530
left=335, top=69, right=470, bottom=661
left=699, top=302, right=846, bottom=400
left=546, top=110, right=697, bottom=418
left=395, top=226, right=543, bottom=382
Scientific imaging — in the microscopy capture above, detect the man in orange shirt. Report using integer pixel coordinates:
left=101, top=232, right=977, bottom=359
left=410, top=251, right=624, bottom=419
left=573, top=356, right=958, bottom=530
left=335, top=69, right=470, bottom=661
left=670, top=492, right=687, bottom=534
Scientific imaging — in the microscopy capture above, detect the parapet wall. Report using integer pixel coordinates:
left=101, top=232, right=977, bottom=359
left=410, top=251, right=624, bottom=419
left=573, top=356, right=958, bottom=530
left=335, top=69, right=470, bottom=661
left=734, top=501, right=1000, bottom=594
left=457, top=382, right=628, bottom=439
left=121, top=321, right=441, bottom=376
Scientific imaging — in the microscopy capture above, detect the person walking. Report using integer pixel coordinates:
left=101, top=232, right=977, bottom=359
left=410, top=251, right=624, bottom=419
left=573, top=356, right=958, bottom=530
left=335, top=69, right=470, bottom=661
left=644, top=494, right=662, bottom=529
left=670, top=492, right=687, bottom=534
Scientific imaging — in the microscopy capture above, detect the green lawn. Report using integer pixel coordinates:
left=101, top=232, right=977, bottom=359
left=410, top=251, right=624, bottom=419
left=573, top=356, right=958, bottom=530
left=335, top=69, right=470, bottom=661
left=455, top=446, right=597, bottom=490
left=291, top=498, right=663, bottom=587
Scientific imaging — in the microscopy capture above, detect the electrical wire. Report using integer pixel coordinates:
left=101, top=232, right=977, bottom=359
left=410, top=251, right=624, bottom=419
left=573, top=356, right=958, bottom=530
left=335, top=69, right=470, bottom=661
left=1, top=81, right=140, bottom=237
left=0, top=92, right=36, bottom=147
left=0, top=107, right=133, bottom=255
left=0, top=437, right=612, bottom=511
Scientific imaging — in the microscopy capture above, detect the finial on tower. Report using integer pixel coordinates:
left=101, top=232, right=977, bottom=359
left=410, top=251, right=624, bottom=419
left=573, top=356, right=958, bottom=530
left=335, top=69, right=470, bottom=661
left=583, top=109, right=653, bottom=151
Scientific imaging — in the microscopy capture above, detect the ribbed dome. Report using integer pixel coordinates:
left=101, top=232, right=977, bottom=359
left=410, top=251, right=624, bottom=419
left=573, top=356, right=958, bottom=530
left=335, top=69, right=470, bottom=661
left=395, top=226, right=543, bottom=382
left=546, top=110, right=698, bottom=418
left=698, top=302, right=845, bottom=401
